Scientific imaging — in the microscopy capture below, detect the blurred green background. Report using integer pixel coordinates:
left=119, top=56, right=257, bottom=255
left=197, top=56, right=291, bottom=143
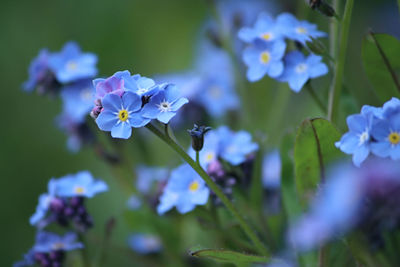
left=0, top=0, right=398, bottom=266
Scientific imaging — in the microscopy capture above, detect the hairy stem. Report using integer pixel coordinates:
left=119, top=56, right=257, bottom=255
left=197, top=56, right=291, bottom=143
left=328, top=0, right=355, bottom=123
left=145, top=124, right=269, bottom=257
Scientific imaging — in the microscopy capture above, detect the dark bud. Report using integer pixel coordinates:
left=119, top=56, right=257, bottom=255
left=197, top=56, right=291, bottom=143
left=188, top=124, right=212, bottom=152
left=307, top=0, right=337, bottom=18
left=64, top=207, right=75, bottom=217
left=69, top=197, right=84, bottom=208
left=50, top=198, right=65, bottom=213
left=306, top=37, right=327, bottom=55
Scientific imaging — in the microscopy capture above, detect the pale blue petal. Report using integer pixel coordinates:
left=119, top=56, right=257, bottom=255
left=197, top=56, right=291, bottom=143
left=102, top=93, right=122, bottom=111
left=96, top=110, right=117, bottom=131
left=111, top=122, right=132, bottom=139
left=267, top=61, right=284, bottom=78
left=122, top=91, right=142, bottom=112
left=171, top=97, right=188, bottom=111
left=157, top=112, right=176, bottom=124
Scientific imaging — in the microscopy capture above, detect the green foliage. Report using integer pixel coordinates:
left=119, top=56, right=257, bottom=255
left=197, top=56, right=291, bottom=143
left=294, top=118, right=341, bottom=204
left=362, top=33, right=400, bottom=103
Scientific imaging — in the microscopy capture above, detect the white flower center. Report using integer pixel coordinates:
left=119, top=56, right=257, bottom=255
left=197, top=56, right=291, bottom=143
left=358, top=130, right=369, bottom=145
left=295, top=63, right=308, bottom=73
left=66, top=60, right=78, bottom=71
left=157, top=100, right=172, bottom=112
left=296, top=27, right=307, bottom=34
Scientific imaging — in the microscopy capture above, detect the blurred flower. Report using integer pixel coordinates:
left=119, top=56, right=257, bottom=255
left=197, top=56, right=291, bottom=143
left=14, top=231, right=83, bottom=267
left=60, top=80, right=94, bottom=123
left=277, top=13, right=326, bottom=45
left=278, top=51, right=328, bottom=92
left=96, top=91, right=149, bottom=139
left=135, top=166, right=168, bottom=194
left=217, top=126, right=259, bottom=165
left=238, top=12, right=283, bottom=43
left=262, top=149, right=282, bottom=189
left=157, top=164, right=209, bottom=214
left=141, top=84, right=188, bottom=124
left=126, top=194, right=142, bottom=210
left=56, top=171, right=108, bottom=198
left=48, top=41, right=97, bottom=84
left=23, top=49, right=51, bottom=92
left=128, top=234, right=162, bottom=254
left=30, top=180, right=58, bottom=226
left=242, top=39, right=286, bottom=82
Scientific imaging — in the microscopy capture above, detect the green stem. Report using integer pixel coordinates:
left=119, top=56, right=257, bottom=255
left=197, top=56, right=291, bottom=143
left=328, top=0, right=354, bottom=123
left=329, top=0, right=340, bottom=63
left=305, top=82, right=327, bottom=114
left=145, top=124, right=269, bottom=257
left=196, top=151, right=200, bottom=165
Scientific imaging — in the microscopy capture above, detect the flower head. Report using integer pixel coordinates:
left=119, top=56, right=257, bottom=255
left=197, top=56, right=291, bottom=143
left=96, top=91, right=150, bottom=139
left=23, top=49, right=51, bottom=92
left=128, top=234, right=162, bottom=254
left=278, top=51, right=328, bottom=92
left=277, top=13, right=326, bottom=45
left=30, top=180, right=58, bottom=226
left=56, top=171, right=108, bottom=198
left=141, top=84, right=189, bottom=124
left=33, top=231, right=83, bottom=253
left=242, top=39, right=286, bottom=82
left=262, top=150, right=282, bottom=189
left=48, top=41, right=98, bottom=83
left=157, top=164, right=209, bottom=214
left=238, top=12, right=283, bottom=43
left=135, top=166, right=169, bottom=194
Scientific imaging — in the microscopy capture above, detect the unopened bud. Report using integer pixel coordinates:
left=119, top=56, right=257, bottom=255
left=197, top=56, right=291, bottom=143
left=188, top=124, right=212, bottom=152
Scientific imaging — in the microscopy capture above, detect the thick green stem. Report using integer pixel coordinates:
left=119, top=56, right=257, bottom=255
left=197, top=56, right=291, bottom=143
left=328, top=0, right=354, bottom=123
left=145, top=124, right=269, bottom=257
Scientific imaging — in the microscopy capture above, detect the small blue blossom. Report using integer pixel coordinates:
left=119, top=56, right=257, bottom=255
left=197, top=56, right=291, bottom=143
left=277, top=13, right=326, bottom=45
left=33, top=231, right=83, bottom=253
left=141, top=84, right=189, bottom=124
left=335, top=106, right=378, bottom=167
left=157, top=164, right=209, bottom=214
left=48, top=41, right=98, bottom=83
left=262, top=150, right=282, bottom=189
left=135, top=166, right=168, bottom=194
left=13, top=249, right=36, bottom=267
left=30, top=179, right=58, bottom=226
left=371, top=102, right=400, bottom=160
left=278, top=51, right=328, bottom=92
left=23, top=49, right=50, bottom=92
left=126, top=194, right=142, bottom=210
left=217, top=126, right=259, bottom=165
left=60, top=79, right=94, bottom=123
left=238, top=12, right=283, bottom=43
left=242, top=39, right=286, bottom=82
left=128, top=234, right=162, bottom=254
left=56, top=171, right=108, bottom=198
left=96, top=91, right=150, bottom=139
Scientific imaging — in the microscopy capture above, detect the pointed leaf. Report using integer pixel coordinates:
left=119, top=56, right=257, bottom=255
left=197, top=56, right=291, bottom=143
left=189, top=246, right=269, bottom=264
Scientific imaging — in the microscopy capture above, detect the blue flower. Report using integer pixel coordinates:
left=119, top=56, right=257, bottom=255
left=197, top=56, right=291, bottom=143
left=141, top=84, right=189, bottom=124
left=278, top=51, right=328, bottom=92
left=242, top=39, right=286, bottom=82
left=238, top=12, right=283, bottom=43
left=96, top=91, right=150, bottom=139
left=30, top=179, right=58, bottom=226
left=335, top=106, right=379, bottom=167
left=371, top=102, right=400, bottom=160
left=262, top=150, right=282, bottom=189
left=33, top=231, right=84, bottom=253
left=48, top=41, right=97, bottom=83
left=56, top=171, right=108, bottom=198
left=60, top=79, right=94, bottom=123
left=124, top=74, right=159, bottom=96
left=157, top=164, right=209, bottom=214
left=23, top=49, right=50, bottom=92
left=217, top=126, right=259, bottom=165
left=13, top=249, right=36, bottom=267
left=128, top=234, right=162, bottom=254
left=126, top=194, right=142, bottom=210
left=135, top=166, right=168, bottom=194
left=277, top=13, right=326, bottom=45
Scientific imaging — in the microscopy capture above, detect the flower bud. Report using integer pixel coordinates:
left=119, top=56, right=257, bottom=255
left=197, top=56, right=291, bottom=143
left=306, top=37, right=327, bottom=55
left=307, top=0, right=337, bottom=18
left=188, top=124, right=212, bottom=152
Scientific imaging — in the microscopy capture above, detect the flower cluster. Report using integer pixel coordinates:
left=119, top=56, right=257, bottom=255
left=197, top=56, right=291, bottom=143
left=24, top=42, right=98, bottom=152
left=92, top=70, right=188, bottom=139
left=14, top=232, right=83, bottom=267
left=128, top=233, right=162, bottom=254
left=239, top=12, right=328, bottom=92
left=335, top=97, right=400, bottom=166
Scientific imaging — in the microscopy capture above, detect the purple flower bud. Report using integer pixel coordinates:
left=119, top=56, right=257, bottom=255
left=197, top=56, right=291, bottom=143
left=64, top=207, right=75, bottom=217
left=50, top=198, right=65, bottom=213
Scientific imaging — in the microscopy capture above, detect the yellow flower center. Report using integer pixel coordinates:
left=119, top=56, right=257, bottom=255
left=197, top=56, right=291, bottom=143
left=260, top=51, right=271, bottom=64
left=66, top=60, right=78, bottom=71
left=205, top=152, right=214, bottom=162
left=389, top=132, right=400, bottom=145
left=52, top=242, right=65, bottom=250
left=261, top=32, right=272, bottom=41
left=296, top=27, right=307, bottom=34
left=118, top=109, right=129, bottom=122
left=189, top=181, right=200, bottom=192
left=74, top=186, right=85, bottom=194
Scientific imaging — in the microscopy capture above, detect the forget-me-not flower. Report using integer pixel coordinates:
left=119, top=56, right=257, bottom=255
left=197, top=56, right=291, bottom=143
left=30, top=179, right=58, bottom=226
left=157, top=164, right=209, bottom=214
left=48, top=42, right=97, bottom=83
left=124, top=74, right=159, bottom=97
left=238, top=12, right=283, bottom=43
left=23, top=49, right=50, bottom=92
left=242, top=39, right=286, bottom=82
left=93, top=70, right=129, bottom=101
left=277, top=13, right=326, bottom=45
left=136, top=166, right=168, bottom=194
left=33, top=231, right=83, bottom=253
left=56, top=171, right=108, bottom=198
left=128, top=234, right=162, bottom=254
left=278, top=51, right=328, bottom=92
left=96, top=91, right=150, bottom=139
left=141, top=84, right=188, bottom=124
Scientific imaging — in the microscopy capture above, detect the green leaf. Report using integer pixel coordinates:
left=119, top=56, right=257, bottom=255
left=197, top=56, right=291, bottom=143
left=189, top=246, right=269, bottom=264
left=362, top=33, right=400, bottom=103
left=294, top=118, right=341, bottom=203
